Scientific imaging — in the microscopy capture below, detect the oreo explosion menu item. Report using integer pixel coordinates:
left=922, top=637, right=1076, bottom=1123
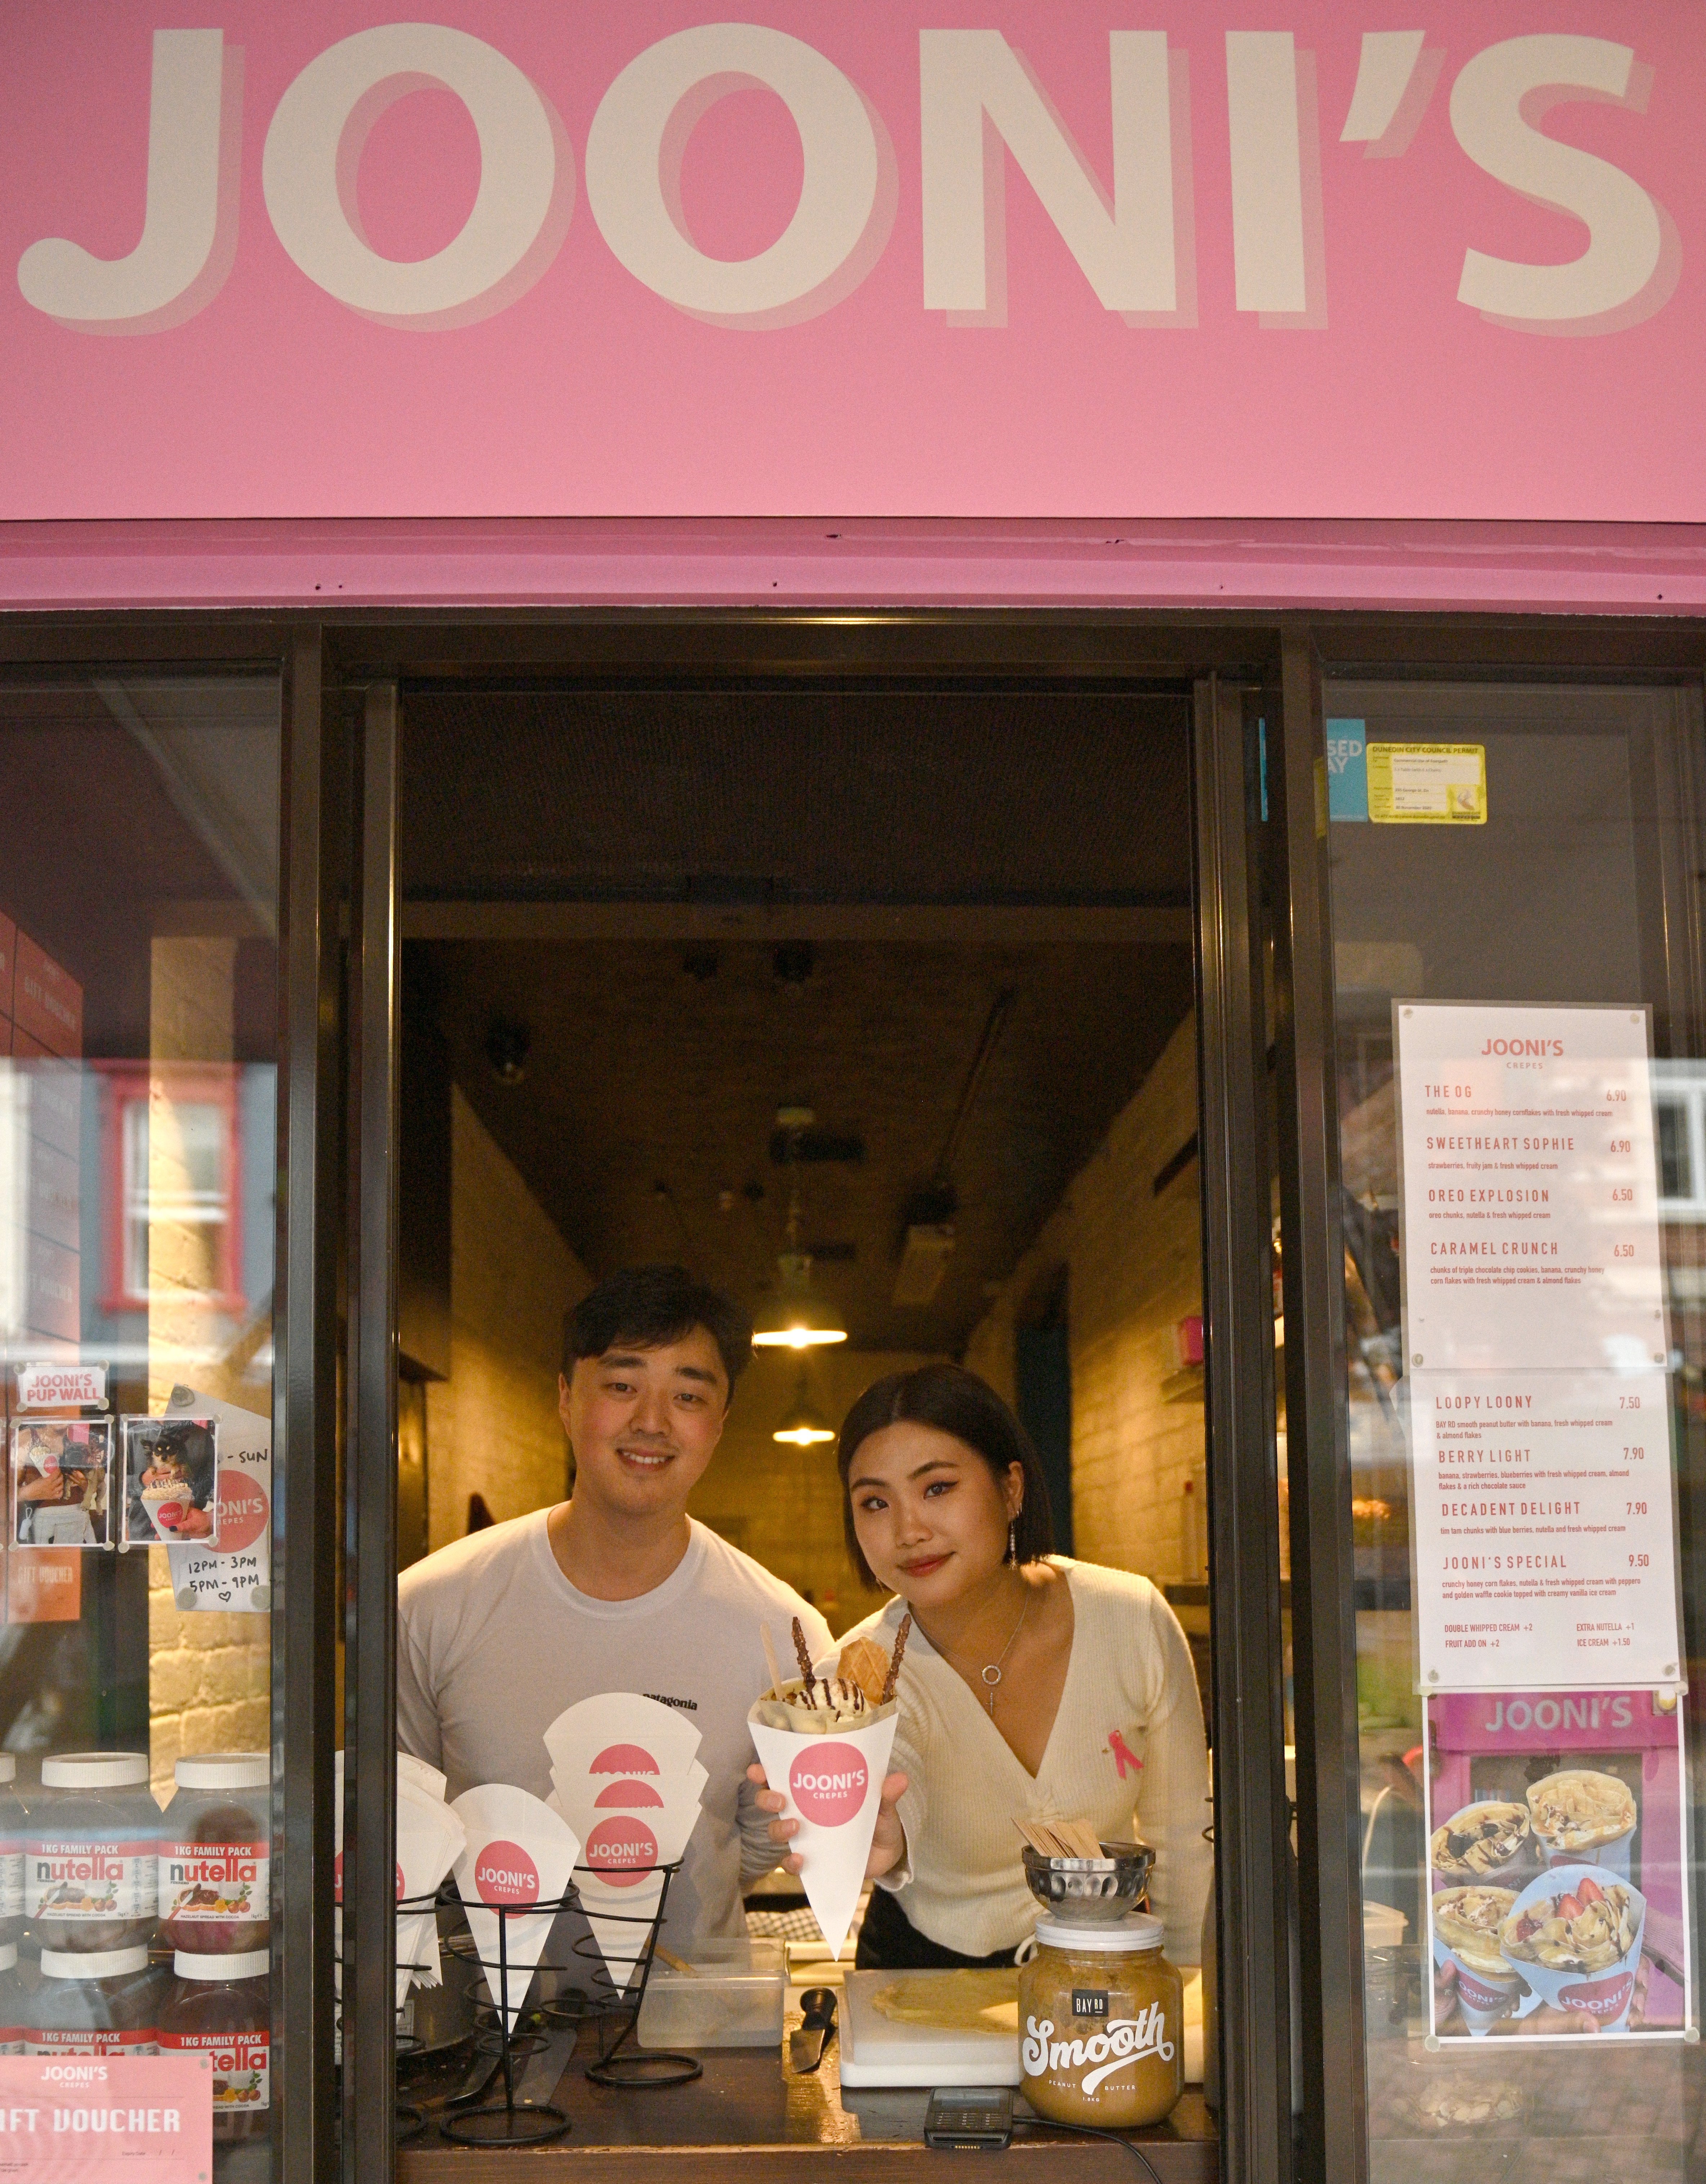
left=746, top=1616, right=907, bottom=1960
left=1430, top=1802, right=1531, bottom=1881
left=542, top=1694, right=707, bottom=1990
left=450, top=1784, right=581, bottom=2034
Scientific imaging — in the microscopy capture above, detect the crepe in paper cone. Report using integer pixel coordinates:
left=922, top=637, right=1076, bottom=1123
left=451, top=1783, right=581, bottom=2032
left=748, top=1705, right=898, bottom=1959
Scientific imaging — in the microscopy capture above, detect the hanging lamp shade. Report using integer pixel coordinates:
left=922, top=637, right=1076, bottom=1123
left=751, top=1250, right=848, bottom=1349
left=773, top=1372, right=835, bottom=1447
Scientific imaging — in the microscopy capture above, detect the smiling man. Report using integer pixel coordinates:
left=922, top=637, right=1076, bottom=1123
left=397, top=1263, right=832, bottom=1950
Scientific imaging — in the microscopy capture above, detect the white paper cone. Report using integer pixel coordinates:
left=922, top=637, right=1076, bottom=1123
left=543, top=1693, right=700, bottom=1788
left=451, top=1785, right=581, bottom=2033
left=748, top=1711, right=898, bottom=1959
left=397, top=1753, right=449, bottom=1803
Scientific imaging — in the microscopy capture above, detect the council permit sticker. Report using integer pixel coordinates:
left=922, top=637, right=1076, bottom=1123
left=1368, top=742, right=1486, bottom=824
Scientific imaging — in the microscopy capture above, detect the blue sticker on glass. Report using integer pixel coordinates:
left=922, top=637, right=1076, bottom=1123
left=1326, top=719, right=1367, bottom=821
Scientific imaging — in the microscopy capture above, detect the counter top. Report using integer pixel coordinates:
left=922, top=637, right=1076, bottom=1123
left=397, top=2004, right=1219, bottom=2182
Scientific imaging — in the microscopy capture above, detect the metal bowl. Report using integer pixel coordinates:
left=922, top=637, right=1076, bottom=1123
left=1021, top=1838, right=1155, bottom=1924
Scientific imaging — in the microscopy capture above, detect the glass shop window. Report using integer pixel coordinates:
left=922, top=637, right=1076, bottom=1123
left=0, top=675, right=280, bottom=2183
left=1324, top=682, right=1705, bottom=2181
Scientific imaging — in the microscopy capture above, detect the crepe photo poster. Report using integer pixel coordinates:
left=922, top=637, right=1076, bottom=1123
left=160, top=1387, right=271, bottom=1612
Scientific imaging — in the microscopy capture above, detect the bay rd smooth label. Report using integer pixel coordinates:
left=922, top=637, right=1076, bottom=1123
left=788, top=1743, right=869, bottom=1826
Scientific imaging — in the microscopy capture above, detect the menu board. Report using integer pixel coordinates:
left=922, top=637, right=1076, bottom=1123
left=1395, top=1002, right=1666, bottom=1374
left=1396, top=1002, right=1682, bottom=1694
left=1411, top=1368, right=1681, bottom=1689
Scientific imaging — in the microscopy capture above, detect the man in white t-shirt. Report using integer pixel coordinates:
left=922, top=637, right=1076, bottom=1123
left=398, top=1265, right=840, bottom=1953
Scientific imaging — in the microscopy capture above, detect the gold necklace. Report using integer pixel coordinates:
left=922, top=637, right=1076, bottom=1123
left=973, top=1588, right=1030, bottom=1715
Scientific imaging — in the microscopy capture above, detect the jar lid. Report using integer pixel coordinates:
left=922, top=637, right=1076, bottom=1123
left=0, top=1756, right=14, bottom=1784
left=41, top=1752, right=150, bottom=1790
left=0, top=1944, right=15, bottom=1973
left=175, top=1754, right=268, bottom=1791
left=40, top=1947, right=150, bottom=1979
left=1034, top=1912, right=1165, bottom=1954
left=174, top=1949, right=269, bottom=1982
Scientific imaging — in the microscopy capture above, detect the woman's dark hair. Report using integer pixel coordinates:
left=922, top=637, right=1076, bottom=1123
left=836, top=1363, right=1056, bottom=1589
left=563, top=1264, right=752, bottom=1398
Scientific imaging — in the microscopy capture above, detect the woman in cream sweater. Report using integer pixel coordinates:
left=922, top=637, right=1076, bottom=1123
left=751, top=1363, right=1212, bottom=1969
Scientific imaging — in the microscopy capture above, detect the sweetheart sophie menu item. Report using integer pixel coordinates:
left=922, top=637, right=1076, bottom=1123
left=543, top=1694, right=706, bottom=1989
left=1394, top=1003, right=1683, bottom=1693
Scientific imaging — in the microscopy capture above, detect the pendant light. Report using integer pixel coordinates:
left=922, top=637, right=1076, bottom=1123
left=751, top=1167, right=847, bottom=1349
left=773, top=1371, right=835, bottom=1447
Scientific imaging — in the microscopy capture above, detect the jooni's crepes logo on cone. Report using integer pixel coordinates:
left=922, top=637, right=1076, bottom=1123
left=789, top=1744, right=868, bottom=1826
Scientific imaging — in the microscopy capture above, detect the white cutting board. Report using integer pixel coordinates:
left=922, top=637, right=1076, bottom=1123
left=839, top=1970, right=1022, bottom=2088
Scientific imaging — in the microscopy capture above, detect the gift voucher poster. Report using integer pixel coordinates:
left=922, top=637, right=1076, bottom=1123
left=0, top=2051, right=212, bottom=2179
left=1394, top=1002, right=1665, bottom=1374
left=1412, top=1369, right=1682, bottom=1691
left=1423, top=1687, right=1692, bottom=2044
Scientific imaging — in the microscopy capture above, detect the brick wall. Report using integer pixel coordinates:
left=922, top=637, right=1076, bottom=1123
left=689, top=1348, right=942, bottom=1637
left=147, top=937, right=269, bottom=1800
left=424, top=1087, right=592, bottom=1551
left=964, top=1013, right=1203, bottom=1587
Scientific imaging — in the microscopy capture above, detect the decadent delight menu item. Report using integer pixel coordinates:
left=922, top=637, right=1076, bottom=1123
left=1410, top=1368, right=1682, bottom=1690
left=1394, top=1002, right=1665, bottom=1374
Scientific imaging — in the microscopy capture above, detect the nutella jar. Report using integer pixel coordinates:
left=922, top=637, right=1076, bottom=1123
left=0, top=1756, right=24, bottom=1946
left=28, top=1945, right=162, bottom=2056
left=160, top=1755, right=269, bottom=1953
left=0, top=1943, right=28, bottom=2052
left=160, top=1949, right=269, bottom=2141
left=1019, top=1913, right=1184, bottom=2130
left=26, top=1753, right=158, bottom=1952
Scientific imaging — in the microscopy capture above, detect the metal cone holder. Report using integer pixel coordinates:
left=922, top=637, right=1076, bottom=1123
left=393, top=1855, right=696, bottom=2149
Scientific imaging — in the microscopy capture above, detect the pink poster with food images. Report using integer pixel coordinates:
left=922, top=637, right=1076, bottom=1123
left=1, top=3, right=1705, bottom=521
left=0, top=2053, right=211, bottom=2181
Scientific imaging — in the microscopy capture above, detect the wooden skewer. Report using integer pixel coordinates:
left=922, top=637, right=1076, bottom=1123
left=760, top=1624, right=784, bottom=1701
left=654, top=1943, right=700, bottom=1977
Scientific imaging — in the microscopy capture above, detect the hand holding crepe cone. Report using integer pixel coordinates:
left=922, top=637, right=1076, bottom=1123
left=451, top=1783, right=581, bottom=2033
left=543, top=1694, right=708, bottom=1989
left=746, top=1613, right=908, bottom=1960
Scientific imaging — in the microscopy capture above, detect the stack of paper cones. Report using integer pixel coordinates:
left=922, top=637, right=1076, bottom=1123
left=450, top=1783, right=582, bottom=2033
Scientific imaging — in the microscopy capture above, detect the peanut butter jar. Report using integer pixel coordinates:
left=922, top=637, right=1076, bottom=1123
left=1019, top=1912, right=1183, bottom=2130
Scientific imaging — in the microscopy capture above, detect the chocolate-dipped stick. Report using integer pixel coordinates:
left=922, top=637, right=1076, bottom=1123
left=792, top=1614, right=817, bottom=1706
left=880, top=1611, right=912, bottom=1705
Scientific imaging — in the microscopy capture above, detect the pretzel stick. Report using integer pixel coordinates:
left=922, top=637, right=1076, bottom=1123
left=760, top=1624, right=784, bottom=1701
left=791, top=1614, right=817, bottom=1705
left=880, top=1611, right=912, bottom=1705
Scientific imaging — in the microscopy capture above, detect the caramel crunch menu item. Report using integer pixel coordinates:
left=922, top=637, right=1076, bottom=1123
left=1430, top=1802, right=1530, bottom=1879
left=1432, top=1886, right=1519, bottom=1978
left=1526, top=1770, right=1636, bottom=1855
left=1500, top=1876, right=1639, bottom=1973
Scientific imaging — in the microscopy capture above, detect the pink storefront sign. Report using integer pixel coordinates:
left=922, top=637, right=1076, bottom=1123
left=0, top=2054, right=211, bottom=2183
left=1, top=3, right=1703, bottom=524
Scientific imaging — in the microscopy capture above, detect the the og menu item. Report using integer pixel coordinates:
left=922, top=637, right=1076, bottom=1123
left=1527, top=1770, right=1637, bottom=1867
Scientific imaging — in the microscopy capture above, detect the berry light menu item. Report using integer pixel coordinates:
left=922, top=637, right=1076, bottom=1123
left=1411, top=1369, right=1682, bottom=1691
left=1394, top=1002, right=1666, bottom=1374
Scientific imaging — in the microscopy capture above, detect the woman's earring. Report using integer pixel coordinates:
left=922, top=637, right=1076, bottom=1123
left=1008, top=1517, right=1019, bottom=1565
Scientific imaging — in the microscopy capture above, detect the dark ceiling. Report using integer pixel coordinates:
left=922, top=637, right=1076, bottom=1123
left=402, top=683, right=1198, bottom=1355
left=418, top=934, right=1196, bottom=1355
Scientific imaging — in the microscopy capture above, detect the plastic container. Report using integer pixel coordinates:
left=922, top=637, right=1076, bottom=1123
left=159, top=1754, right=269, bottom=1953
left=160, top=1948, right=270, bottom=2139
left=0, top=1942, right=28, bottom=2053
left=1018, top=1912, right=1184, bottom=2129
left=28, top=1945, right=162, bottom=2055
left=26, top=1753, right=158, bottom=1953
left=635, top=1937, right=786, bottom=2050
left=0, top=1756, right=25, bottom=1946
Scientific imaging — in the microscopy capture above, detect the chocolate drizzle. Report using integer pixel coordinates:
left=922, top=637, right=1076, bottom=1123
left=880, top=1611, right=912, bottom=1705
